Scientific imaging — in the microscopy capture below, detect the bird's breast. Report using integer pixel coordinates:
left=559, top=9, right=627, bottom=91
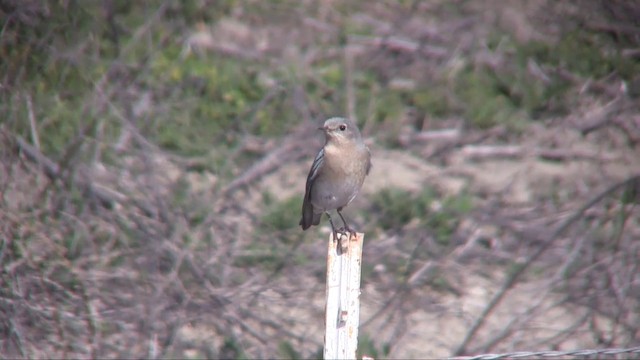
left=310, top=142, right=369, bottom=211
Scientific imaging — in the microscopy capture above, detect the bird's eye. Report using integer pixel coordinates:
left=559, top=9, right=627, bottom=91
left=339, top=124, right=347, bottom=131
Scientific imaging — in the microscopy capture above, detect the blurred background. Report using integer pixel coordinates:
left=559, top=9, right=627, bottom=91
left=1, top=0, right=639, bottom=358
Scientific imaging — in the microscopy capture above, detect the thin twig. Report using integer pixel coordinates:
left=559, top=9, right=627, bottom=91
left=222, top=136, right=311, bottom=196
left=454, top=174, right=640, bottom=356
left=24, top=93, right=40, bottom=151
left=15, top=135, right=119, bottom=208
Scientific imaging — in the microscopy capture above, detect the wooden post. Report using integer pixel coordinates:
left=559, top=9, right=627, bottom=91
left=324, top=232, right=364, bottom=360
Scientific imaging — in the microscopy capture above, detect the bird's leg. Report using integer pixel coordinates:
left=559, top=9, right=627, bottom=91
left=337, top=208, right=354, bottom=236
left=325, top=211, right=339, bottom=242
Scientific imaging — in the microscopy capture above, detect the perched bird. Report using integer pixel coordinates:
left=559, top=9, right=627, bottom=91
left=299, top=117, right=371, bottom=238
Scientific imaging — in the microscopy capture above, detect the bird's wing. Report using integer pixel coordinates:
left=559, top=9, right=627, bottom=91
left=300, top=148, right=325, bottom=228
left=305, top=148, right=325, bottom=198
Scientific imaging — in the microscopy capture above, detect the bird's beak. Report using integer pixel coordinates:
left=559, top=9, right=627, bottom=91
left=317, top=126, right=325, bottom=131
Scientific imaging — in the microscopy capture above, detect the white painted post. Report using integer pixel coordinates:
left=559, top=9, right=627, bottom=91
left=324, top=232, right=364, bottom=360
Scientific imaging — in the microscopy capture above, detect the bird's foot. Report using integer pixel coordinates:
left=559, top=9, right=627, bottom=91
left=335, top=228, right=355, bottom=253
left=337, top=226, right=355, bottom=239
left=331, top=229, right=339, bottom=242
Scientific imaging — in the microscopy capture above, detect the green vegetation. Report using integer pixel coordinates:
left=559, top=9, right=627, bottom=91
left=453, top=31, right=640, bottom=129
left=218, top=337, right=250, bottom=360
left=370, top=186, right=473, bottom=245
left=357, top=333, right=391, bottom=359
left=2, top=1, right=638, bottom=358
left=521, top=32, right=640, bottom=80
left=5, top=1, right=636, bottom=162
left=261, top=193, right=302, bottom=234
left=1, top=1, right=291, bottom=160
left=454, top=66, right=531, bottom=130
left=370, top=187, right=419, bottom=230
left=277, top=341, right=312, bottom=360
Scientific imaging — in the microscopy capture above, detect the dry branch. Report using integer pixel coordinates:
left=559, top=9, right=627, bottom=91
left=454, top=174, right=640, bottom=356
left=554, top=67, right=622, bottom=98
left=14, top=135, right=121, bottom=208
left=222, top=133, right=312, bottom=196
left=348, top=34, right=449, bottom=59
left=460, top=145, right=619, bottom=162
left=575, top=98, right=625, bottom=135
left=398, top=128, right=462, bottom=147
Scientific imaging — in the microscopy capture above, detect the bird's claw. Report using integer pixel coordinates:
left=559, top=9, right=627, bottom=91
left=337, top=226, right=354, bottom=239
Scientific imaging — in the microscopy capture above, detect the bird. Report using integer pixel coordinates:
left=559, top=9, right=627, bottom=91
left=299, top=117, right=371, bottom=239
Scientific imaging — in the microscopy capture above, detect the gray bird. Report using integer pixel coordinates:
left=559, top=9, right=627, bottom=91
left=299, top=117, right=371, bottom=237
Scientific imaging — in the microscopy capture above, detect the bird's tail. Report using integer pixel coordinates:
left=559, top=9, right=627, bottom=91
left=300, top=201, right=321, bottom=230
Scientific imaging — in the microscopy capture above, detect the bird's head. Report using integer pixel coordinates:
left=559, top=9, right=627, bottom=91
left=319, top=117, right=361, bottom=144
